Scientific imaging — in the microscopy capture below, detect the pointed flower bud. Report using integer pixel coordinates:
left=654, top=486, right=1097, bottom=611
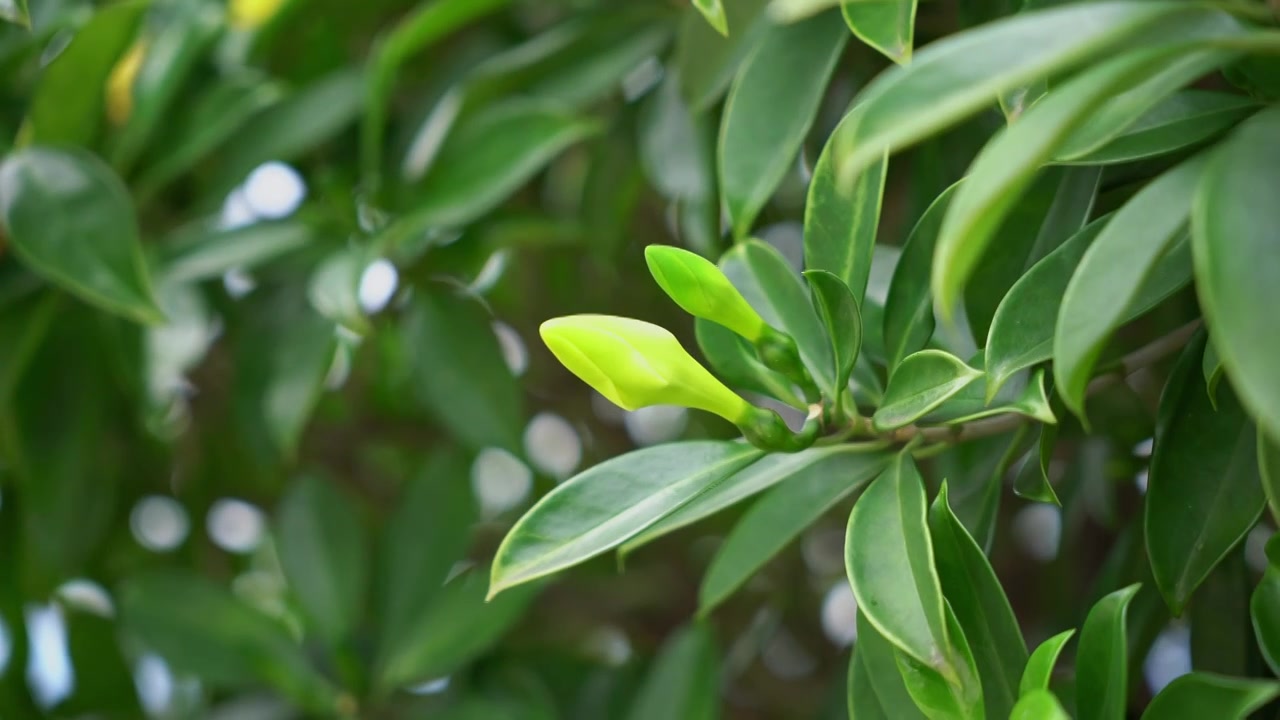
left=645, top=245, right=767, bottom=342
left=540, top=315, right=752, bottom=424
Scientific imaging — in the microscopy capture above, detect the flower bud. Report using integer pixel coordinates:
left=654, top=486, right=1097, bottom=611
left=540, top=315, right=752, bottom=424
left=644, top=245, right=767, bottom=342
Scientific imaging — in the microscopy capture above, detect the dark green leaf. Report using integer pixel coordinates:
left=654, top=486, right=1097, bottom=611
left=0, top=147, right=163, bottom=323
left=883, top=182, right=959, bottom=370
left=638, top=71, right=714, bottom=204
left=674, top=0, right=772, bottom=112
left=1011, top=689, right=1069, bottom=720
left=872, top=350, right=982, bottom=431
left=490, top=441, right=763, bottom=597
left=1251, top=535, right=1280, bottom=676
left=404, top=290, right=523, bottom=453
left=1261, top=431, right=1280, bottom=526
left=804, top=269, right=862, bottom=404
left=1013, top=424, right=1061, bottom=505
left=625, top=624, right=719, bottom=720
left=721, top=239, right=837, bottom=396
left=698, top=448, right=889, bottom=613
left=1020, top=629, right=1075, bottom=694
left=160, top=221, right=313, bottom=284
left=841, top=0, right=916, bottom=64
left=804, top=133, right=887, bottom=306
left=623, top=445, right=888, bottom=554
left=26, top=1, right=145, bottom=146
left=695, top=319, right=806, bottom=408
left=276, top=475, right=368, bottom=645
left=855, top=610, right=928, bottom=719
left=1192, top=105, right=1280, bottom=442
left=719, top=11, right=847, bottom=238
left=1189, top=551, right=1250, bottom=675
left=1075, top=583, right=1140, bottom=720
left=1147, top=334, right=1264, bottom=615
left=119, top=571, right=338, bottom=712
left=893, top=603, right=985, bottom=720
left=1203, top=339, right=1225, bottom=409
left=930, top=483, right=1028, bottom=718
left=1057, top=90, right=1256, bottom=165
left=1054, top=153, right=1209, bottom=417
left=378, top=566, right=539, bottom=689
left=928, top=368, right=1055, bottom=427
left=0, top=0, right=29, bottom=26
left=1141, top=672, right=1280, bottom=719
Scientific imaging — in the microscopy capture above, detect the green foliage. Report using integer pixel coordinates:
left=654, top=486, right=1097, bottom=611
left=4, top=0, right=1280, bottom=717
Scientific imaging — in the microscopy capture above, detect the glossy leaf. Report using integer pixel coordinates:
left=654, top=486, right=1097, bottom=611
left=119, top=571, right=338, bottom=712
left=1020, top=629, right=1075, bottom=694
left=805, top=132, right=888, bottom=306
left=1012, top=424, right=1060, bottom=505
left=490, top=441, right=762, bottom=597
left=804, top=270, right=862, bottom=403
left=623, top=445, right=888, bottom=555
left=893, top=603, right=985, bottom=720
left=846, top=453, right=952, bottom=671
left=698, top=448, right=889, bottom=613
left=695, top=320, right=806, bottom=408
left=26, top=0, right=146, bottom=146
left=826, top=1, right=1216, bottom=189
left=1192, top=105, right=1280, bottom=442
left=929, top=484, right=1027, bottom=718
left=1075, top=583, right=1140, bottom=720
left=719, top=13, right=845, bottom=238
left=404, top=290, right=523, bottom=453
left=841, top=0, right=915, bottom=64
left=378, top=566, right=539, bottom=689
left=1141, top=673, right=1280, bottom=719
left=0, top=147, right=162, bottom=324
left=277, top=476, right=367, bottom=646
left=0, top=0, right=28, bottom=26
left=721, top=240, right=837, bottom=396
left=1252, top=535, right=1280, bottom=676
left=674, top=0, right=772, bottom=112
left=1011, top=689, right=1069, bottom=720
left=883, top=182, right=959, bottom=370
left=929, top=369, right=1056, bottom=427
left=625, top=624, right=719, bottom=720
left=932, top=36, right=1239, bottom=317
left=872, top=350, right=982, bottom=431
left=1261, top=431, right=1280, bottom=526
left=1203, top=339, right=1225, bottom=409
left=1146, top=335, right=1264, bottom=615
left=1054, top=154, right=1208, bottom=416
left=1058, top=90, right=1256, bottom=165
left=848, top=642, right=894, bottom=720
left=855, top=611, right=928, bottom=720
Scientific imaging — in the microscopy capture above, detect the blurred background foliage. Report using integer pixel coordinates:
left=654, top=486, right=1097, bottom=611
left=0, top=0, right=1269, bottom=718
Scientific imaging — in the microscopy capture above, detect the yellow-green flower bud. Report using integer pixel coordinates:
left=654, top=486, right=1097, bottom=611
left=540, top=315, right=753, bottom=424
left=644, top=245, right=766, bottom=342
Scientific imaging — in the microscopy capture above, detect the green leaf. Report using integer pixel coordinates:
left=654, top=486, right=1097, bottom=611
left=872, top=350, right=982, bottom=431
left=623, top=445, right=888, bottom=555
left=719, top=12, right=846, bottom=239
left=963, top=166, right=1099, bottom=346
left=698, top=449, right=889, bottom=613
left=846, top=453, right=952, bottom=671
left=1189, top=552, right=1250, bottom=675
left=805, top=130, right=888, bottom=306
left=0, top=147, right=163, bottom=324
left=804, top=270, right=862, bottom=404
left=110, top=0, right=224, bottom=173
left=404, top=290, right=523, bottom=453
left=826, top=1, right=1222, bottom=190
left=1192, top=105, right=1280, bottom=443
left=931, top=431, right=1020, bottom=552
left=1203, top=339, right=1225, bottom=409
left=160, top=220, right=313, bottom=284
left=1146, top=334, right=1264, bottom=615
left=377, top=451, right=477, bottom=661
left=848, top=641, right=894, bottom=720
left=1252, top=535, right=1280, bottom=676
left=276, top=475, right=368, bottom=645
left=0, top=292, right=58, bottom=407
left=675, top=0, right=772, bottom=112
left=929, top=484, right=1028, bottom=719
left=26, top=0, right=146, bottom=146
left=883, top=182, right=959, bottom=371
left=928, top=368, right=1055, bottom=427
left=893, top=603, right=985, bottom=720
left=0, top=0, right=29, bottom=27
left=639, top=71, right=714, bottom=204
left=1057, top=90, right=1256, bottom=166
left=400, top=99, right=600, bottom=233
left=1074, top=583, right=1140, bottom=720
left=1020, top=629, right=1075, bottom=694
left=119, top=571, right=339, bottom=712
left=933, top=37, right=1240, bottom=316
left=692, top=0, right=728, bottom=35
left=721, top=239, right=837, bottom=396
left=490, top=441, right=763, bottom=597
left=1141, top=672, right=1280, bottom=719
left=1012, top=424, right=1061, bottom=505
left=695, top=319, right=806, bottom=409
left=625, top=623, right=720, bottom=720
left=1053, top=50, right=1238, bottom=161
left=378, top=565, right=539, bottom=689
left=841, top=0, right=916, bottom=64
left=1011, top=689, right=1069, bottom=720
left=854, top=611, right=928, bottom=719
left=1261, top=431, right=1280, bottom=526
left=1054, top=154, right=1209, bottom=417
